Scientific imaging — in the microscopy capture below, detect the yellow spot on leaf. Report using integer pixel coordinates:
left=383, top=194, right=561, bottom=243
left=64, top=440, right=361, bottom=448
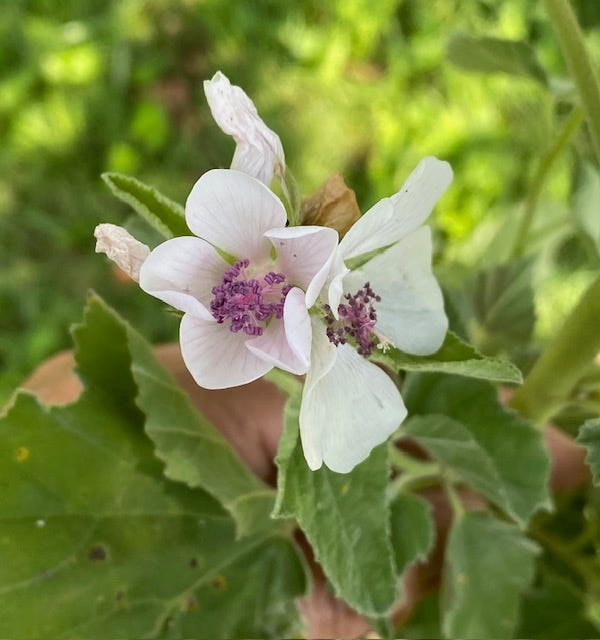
left=15, top=447, right=29, bottom=462
left=457, top=572, right=468, bottom=585
left=210, top=575, right=228, bottom=591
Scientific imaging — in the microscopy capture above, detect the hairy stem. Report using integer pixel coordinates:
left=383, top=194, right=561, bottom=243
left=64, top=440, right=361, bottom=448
left=510, top=273, right=600, bottom=424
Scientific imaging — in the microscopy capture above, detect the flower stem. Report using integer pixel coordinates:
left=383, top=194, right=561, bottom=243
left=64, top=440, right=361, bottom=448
left=510, top=272, right=600, bottom=425
left=543, top=0, right=600, bottom=164
left=511, top=106, right=583, bottom=258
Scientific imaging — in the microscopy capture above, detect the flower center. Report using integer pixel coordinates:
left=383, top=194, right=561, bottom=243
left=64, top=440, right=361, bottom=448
left=210, top=259, right=292, bottom=336
left=324, top=282, right=381, bottom=356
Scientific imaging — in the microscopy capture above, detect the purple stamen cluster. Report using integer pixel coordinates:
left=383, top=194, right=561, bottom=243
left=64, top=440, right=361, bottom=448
left=210, top=259, right=291, bottom=336
left=324, top=282, right=381, bottom=356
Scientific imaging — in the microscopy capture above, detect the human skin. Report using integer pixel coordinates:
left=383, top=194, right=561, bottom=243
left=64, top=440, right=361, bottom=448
left=20, top=344, right=590, bottom=638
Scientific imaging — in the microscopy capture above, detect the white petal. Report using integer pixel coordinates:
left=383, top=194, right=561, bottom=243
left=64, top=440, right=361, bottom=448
left=264, top=226, right=339, bottom=307
left=246, top=288, right=311, bottom=374
left=139, top=236, right=226, bottom=319
left=339, top=156, right=453, bottom=260
left=94, top=223, right=150, bottom=282
left=180, top=314, right=273, bottom=389
left=325, top=246, right=350, bottom=319
left=300, top=336, right=407, bottom=473
left=347, top=226, right=448, bottom=355
left=185, top=169, right=287, bottom=261
left=204, top=71, right=285, bottom=185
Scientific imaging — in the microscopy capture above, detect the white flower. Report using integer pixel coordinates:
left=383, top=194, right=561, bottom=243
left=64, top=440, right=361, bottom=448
left=94, top=223, right=150, bottom=282
left=138, top=169, right=338, bottom=389
left=204, top=71, right=285, bottom=186
left=299, top=157, right=453, bottom=473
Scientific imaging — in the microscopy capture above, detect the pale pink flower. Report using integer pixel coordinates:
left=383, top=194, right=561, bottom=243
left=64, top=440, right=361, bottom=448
left=139, top=169, right=338, bottom=388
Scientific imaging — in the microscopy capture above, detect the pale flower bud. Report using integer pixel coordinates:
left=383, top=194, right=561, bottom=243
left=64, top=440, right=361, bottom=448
left=94, top=223, right=150, bottom=282
left=203, top=71, right=285, bottom=186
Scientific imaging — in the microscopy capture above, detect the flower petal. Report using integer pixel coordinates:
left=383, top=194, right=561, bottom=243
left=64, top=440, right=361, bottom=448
left=185, top=169, right=287, bottom=261
left=339, top=156, right=453, bottom=260
left=325, top=246, right=350, bottom=319
left=139, top=236, right=227, bottom=319
left=346, top=226, right=448, bottom=355
left=204, top=71, right=285, bottom=185
left=180, top=314, right=273, bottom=389
left=246, top=287, right=311, bottom=374
left=265, top=225, right=339, bottom=307
left=300, top=331, right=407, bottom=473
left=94, top=223, right=150, bottom=282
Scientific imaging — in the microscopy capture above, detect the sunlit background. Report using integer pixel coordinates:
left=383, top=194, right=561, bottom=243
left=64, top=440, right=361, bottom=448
left=1, top=0, right=600, bottom=404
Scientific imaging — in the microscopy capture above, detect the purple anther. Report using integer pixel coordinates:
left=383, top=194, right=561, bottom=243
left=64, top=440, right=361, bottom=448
left=323, top=282, right=381, bottom=356
left=210, top=259, right=292, bottom=335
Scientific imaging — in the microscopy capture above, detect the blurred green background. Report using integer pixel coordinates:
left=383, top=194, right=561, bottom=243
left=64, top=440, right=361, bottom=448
left=1, top=0, right=600, bottom=404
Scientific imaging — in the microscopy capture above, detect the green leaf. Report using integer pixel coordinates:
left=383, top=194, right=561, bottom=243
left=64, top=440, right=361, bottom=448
left=370, top=330, right=522, bottom=384
left=574, top=162, right=600, bottom=257
left=470, top=258, right=536, bottom=349
left=442, top=511, right=539, bottom=638
left=396, top=592, right=441, bottom=639
left=273, top=391, right=398, bottom=616
left=576, top=417, right=600, bottom=484
left=0, top=391, right=307, bottom=638
left=102, top=172, right=189, bottom=239
left=446, top=32, right=548, bottom=85
left=73, top=295, right=275, bottom=535
left=389, top=492, right=434, bottom=584
left=404, top=374, right=551, bottom=525
left=403, top=415, right=519, bottom=522
left=517, top=572, right=600, bottom=638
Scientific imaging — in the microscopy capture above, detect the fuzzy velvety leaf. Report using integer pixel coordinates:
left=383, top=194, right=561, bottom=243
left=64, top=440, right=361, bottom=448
left=389, top=492, right=434, bottom=583
left=371, top=330, right=522, bottom=384
left=403, top=414, right=517, bottom=520
left=576, top=417, right=600, bottom=484
left=446, top=32, right=548, bottom=84
left=102, top=172, right=189, bottom=239
left=273, top=391, right=397, bottom=616
left=0, top=391, right=306, bottom=638
left=404, top=374, right=551, bottom=525
left=73, top=295, right=274, bottom=535
left=442, top=511, right=538, bottom=638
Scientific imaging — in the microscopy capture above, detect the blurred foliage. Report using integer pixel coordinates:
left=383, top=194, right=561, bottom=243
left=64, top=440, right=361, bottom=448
left=1, top=0, right=600, bottom=402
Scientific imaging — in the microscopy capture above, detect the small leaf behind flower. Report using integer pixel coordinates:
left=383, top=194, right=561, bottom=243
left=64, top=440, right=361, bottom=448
left=404, top=373, right=551, bottom=525
left=301, top=172, right=361, bottom=237
left=446, top=32, right=548, bottom=85
left=102, top=172, right=189, bottom=239
left=370, top=330, right=523, bottom=384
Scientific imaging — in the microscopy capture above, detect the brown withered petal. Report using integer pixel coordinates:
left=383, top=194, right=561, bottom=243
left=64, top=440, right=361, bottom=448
left=300, top=173, right=361, bottom=238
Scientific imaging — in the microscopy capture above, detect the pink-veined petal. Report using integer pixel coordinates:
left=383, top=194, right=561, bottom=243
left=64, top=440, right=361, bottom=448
left=139, top=236, right=227, bottom=319
left=300, top=336, right=407, bottom=473
left=185, top=169, right=287, bottom=261
left=204, top=71, right=285, bottom=185
left=339, top=156, right=453, bottom=260
left=246, top=288, right=311, bottom=374
left=265, top=226, right=339, bottom=307
left=347, top=226, right=447, bottom=355
left=179, top=314, right=273, bottom=389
